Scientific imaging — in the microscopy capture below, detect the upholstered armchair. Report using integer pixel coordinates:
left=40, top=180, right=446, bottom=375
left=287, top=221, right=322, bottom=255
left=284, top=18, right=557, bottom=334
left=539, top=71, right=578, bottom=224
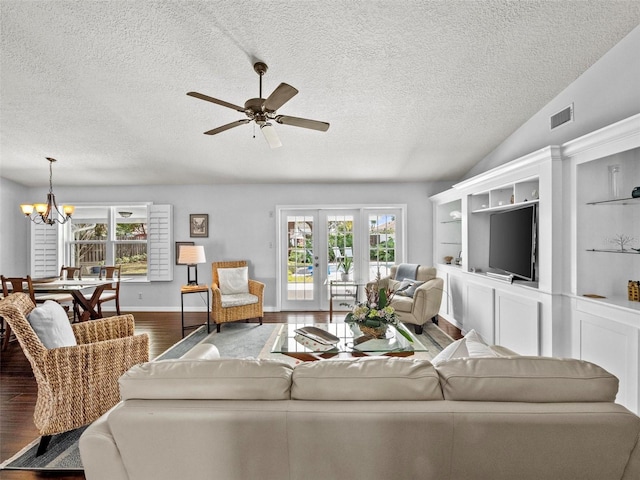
left=211, top=261, right=264, bottom=333
left=367, top=265, right=444, bottom=334
left=0, top=292, right=149, bottom=455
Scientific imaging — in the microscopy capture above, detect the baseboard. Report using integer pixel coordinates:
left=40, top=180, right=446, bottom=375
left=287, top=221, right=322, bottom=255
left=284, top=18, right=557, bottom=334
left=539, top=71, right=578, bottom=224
left=102, top=306, right=279, bottom=313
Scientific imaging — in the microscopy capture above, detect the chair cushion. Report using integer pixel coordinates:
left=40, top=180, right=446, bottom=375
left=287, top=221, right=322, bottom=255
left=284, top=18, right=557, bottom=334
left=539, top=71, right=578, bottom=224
left=220, top=293, right=258, bottom=308
left=292, top=357, right=444, bottom=401
left=218, top=267, right=249, bottom=294
left=390, top=295, right=413, bottom=312
left=26, top=300, right=77, bottom=349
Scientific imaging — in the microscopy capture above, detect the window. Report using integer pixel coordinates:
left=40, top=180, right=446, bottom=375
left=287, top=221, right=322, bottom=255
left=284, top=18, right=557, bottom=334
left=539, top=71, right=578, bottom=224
left=31, top=204, right=172, bottom=281
left=68, top=206, right=148, bottom=277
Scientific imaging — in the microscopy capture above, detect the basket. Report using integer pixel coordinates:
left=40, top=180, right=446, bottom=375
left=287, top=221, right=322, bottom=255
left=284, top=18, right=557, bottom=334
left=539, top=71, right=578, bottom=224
left=359, top=325, right=388, bottom=339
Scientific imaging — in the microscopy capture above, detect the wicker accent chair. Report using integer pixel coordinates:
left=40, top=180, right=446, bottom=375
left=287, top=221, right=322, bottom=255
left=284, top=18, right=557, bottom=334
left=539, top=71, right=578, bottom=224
left=211, top=261, right=264, bottom=333
left=0, top=292, right=149, bottom=455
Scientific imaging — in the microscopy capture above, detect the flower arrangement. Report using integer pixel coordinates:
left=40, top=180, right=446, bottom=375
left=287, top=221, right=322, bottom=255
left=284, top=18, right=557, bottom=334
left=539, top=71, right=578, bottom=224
left=345, top=279, right=413, bottom=342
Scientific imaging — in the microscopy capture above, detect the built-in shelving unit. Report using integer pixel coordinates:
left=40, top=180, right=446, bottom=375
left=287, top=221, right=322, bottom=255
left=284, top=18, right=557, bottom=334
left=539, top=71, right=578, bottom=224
left=470, top=178, right=540, bottom=213
left=431, top=114, right=640, bottom=414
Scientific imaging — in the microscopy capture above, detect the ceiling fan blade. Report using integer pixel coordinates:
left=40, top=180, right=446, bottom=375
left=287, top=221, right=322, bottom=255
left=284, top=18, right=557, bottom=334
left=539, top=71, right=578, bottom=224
left=275, top=115, right=330, bottom=132
left=260, top=123, right=282, bottom=149
left=204, top=119, right=250, bottom=135
left=263, top=83, right=298, bottom=112
left=187, top=92, right=245, bottom=113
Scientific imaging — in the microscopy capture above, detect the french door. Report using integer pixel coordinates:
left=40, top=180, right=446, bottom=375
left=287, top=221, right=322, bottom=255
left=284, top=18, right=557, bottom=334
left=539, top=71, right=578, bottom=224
left=278, top=206, right=404, bottom=311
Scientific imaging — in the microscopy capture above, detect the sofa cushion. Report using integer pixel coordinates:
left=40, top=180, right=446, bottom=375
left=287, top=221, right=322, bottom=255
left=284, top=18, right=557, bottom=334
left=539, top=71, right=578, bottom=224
left=436, top=357, right=619, bottom=402
left=218, top=266, right=249, bottom=294
left=291, top=357, right=443, bottom=401
left=120, top=358, right=293, bottom=400
left=26, top=300, right=76, bottom=349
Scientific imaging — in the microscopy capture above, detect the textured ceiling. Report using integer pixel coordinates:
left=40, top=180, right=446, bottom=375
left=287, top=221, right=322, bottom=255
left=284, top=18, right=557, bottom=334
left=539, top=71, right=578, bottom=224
left=1, top=1, right=639, bottom=187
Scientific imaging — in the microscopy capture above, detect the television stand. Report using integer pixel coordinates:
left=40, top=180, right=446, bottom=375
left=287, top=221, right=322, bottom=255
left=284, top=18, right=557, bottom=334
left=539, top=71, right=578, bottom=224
left=485, top=271, right=514, bottom=283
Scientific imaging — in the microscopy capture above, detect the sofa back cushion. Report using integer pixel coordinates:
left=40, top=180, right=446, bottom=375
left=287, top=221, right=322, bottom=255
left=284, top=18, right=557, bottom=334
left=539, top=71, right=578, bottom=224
left=291, top=357, right=443, bottom=400
left=120, top=358, right=293, bottom=400
left=436, top=357, right=619, bottom=402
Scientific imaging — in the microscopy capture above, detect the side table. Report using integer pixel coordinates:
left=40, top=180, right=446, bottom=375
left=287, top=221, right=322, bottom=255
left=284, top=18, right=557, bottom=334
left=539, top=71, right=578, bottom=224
left=180, top=284, right=210, bottom=337
left=328, top=280, right=363, bottom=320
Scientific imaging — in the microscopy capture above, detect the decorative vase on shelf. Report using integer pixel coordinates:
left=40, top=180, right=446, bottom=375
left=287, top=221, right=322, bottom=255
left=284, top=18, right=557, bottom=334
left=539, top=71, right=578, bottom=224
left=608, top=165, right=621, bottom=199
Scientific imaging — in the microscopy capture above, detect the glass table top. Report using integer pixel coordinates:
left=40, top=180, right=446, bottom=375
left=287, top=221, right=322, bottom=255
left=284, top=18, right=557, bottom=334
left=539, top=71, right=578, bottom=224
left=270, top=322, right=429, bottom=357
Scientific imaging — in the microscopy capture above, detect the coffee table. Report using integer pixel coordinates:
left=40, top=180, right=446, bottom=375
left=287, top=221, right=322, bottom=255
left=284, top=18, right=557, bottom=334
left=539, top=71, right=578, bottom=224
left=270, top=322, right=429, bottom=361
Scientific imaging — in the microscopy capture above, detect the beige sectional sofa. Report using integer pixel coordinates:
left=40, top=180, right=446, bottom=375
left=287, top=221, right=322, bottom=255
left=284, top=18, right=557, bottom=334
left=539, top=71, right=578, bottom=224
left=80, top=355, right=640, bottom=480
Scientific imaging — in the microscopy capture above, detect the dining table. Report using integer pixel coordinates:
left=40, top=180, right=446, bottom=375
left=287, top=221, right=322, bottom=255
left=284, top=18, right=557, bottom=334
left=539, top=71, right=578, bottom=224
left=31, top=277, right=128, bottom=322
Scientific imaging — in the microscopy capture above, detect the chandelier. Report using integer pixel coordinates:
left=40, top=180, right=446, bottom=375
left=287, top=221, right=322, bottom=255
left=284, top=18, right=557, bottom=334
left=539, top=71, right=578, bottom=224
left=20, top=157, right=74, bottom=225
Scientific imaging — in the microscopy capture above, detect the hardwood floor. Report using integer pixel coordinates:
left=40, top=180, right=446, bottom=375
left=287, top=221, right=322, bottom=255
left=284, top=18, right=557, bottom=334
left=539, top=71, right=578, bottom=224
left=0, top=311, right=460, bottom=480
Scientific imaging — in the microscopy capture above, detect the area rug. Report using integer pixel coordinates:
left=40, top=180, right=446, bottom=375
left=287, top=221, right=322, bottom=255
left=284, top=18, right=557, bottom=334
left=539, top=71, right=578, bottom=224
left=1, top=321, right=452, bottom=472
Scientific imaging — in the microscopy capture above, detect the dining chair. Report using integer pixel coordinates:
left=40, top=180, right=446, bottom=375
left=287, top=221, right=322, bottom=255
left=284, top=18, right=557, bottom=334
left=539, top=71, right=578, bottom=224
left=60, top=266, right=82, bottom=281
left=96, top=265, right=121, bottom=316
left=59, top=266, right=83, bottom=320
left=1, top=275, right=37, bottom=351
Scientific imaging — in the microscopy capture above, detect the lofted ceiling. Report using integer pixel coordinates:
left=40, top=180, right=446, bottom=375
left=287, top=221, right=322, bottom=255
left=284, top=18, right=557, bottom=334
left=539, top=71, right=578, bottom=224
left=1, top=1, right=639, bottom=187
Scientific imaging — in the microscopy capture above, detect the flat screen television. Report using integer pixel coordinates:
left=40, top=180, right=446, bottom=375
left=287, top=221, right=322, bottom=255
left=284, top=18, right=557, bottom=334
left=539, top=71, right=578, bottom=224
left=488, top=204, right=537, bottom=281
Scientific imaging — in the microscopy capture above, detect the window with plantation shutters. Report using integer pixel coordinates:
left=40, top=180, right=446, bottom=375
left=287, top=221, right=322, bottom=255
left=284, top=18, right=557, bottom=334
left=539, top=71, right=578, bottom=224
left=148, top=204, right=173, bottom=281
left=30, top=222, right=60, bottom=277
left=30, top=204, right=172, bottom=281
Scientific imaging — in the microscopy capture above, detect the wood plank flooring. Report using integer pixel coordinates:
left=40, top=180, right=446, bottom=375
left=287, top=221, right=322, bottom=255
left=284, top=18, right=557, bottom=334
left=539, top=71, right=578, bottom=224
left=0, top=311, right=460, bottom=480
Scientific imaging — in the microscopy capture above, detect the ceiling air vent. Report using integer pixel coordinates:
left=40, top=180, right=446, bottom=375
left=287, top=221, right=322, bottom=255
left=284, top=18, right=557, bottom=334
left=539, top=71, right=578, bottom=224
left=550, top=104, right=573, bottom=130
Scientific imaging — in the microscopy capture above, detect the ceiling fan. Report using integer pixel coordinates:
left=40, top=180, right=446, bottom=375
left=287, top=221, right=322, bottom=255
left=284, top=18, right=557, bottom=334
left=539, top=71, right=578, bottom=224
left=187, top=62, right=330, bottom=149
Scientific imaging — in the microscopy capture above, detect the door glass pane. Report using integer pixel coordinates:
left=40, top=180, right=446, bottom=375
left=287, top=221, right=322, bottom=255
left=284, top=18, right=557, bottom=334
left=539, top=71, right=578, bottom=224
left=368, top=214, right=396, bottom=280
left=287, top=215, right=314, bottom=300
left=327, top=214, right=354, bottom=282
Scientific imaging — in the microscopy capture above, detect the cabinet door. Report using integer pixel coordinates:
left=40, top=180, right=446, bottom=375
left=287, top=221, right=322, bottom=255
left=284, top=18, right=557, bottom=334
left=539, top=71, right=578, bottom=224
left=577, top=311, right=639, bottom=414
left=449, top=274, right=466, bottom=326
left=495, top=291, right=540, bottom=355
left=464, top=282, right=494, bottom=342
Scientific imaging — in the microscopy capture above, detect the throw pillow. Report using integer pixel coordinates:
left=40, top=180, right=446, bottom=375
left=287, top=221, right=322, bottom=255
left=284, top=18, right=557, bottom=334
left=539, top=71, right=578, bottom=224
left=465, top=329, right=498, bottom=358
left=395, top=279, right=425, bottom=297
left=431, top=336, right=469, bottom=366
left=218, top=266, right=249, bottom=295
left=26, top=300, right=77, bottom=349
left=430, top=329, right=497, bottom=366
left=393, top=279, right=413, bottom=293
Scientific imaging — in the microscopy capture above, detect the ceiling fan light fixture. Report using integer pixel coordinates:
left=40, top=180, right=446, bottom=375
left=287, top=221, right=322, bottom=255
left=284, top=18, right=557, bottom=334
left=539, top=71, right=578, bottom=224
left=261, top=123, right=282, bottom=149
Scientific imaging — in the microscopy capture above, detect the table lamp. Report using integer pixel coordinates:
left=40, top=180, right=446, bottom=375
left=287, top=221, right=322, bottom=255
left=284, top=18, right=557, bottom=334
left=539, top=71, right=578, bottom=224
left=177, top=245, right=206, bottom=285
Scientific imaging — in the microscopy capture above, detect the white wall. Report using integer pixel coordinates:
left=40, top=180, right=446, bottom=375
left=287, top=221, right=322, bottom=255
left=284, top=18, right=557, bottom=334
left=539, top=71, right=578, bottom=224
left=465, top=24, right=640, bottom=179
left=0, top=177, right=30, bottom=275
left=5, top=181, right=440, bottom=311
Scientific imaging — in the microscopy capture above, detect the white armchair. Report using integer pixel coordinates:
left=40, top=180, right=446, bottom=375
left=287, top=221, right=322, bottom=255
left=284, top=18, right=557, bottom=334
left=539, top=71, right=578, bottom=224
left=368, top=265, right=444, bottom=334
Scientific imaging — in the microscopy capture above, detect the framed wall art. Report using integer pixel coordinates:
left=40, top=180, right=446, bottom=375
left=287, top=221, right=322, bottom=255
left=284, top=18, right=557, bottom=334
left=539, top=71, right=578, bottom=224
left=175, top=241, right=195, bottom=265
left=190, top=214, right=209, bottom=238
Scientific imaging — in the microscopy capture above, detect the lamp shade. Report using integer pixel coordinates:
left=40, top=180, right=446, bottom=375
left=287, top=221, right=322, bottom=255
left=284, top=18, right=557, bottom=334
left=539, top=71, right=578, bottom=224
left=178, top=245, right=206, bottom=265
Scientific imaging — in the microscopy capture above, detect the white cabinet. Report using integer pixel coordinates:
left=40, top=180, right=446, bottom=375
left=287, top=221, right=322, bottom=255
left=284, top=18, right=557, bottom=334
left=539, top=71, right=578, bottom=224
left=573, top=299, right=639, bottom=413
left=495, top=291, right=540, bottom=355
left=464, top=281, right=494, bottom=343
